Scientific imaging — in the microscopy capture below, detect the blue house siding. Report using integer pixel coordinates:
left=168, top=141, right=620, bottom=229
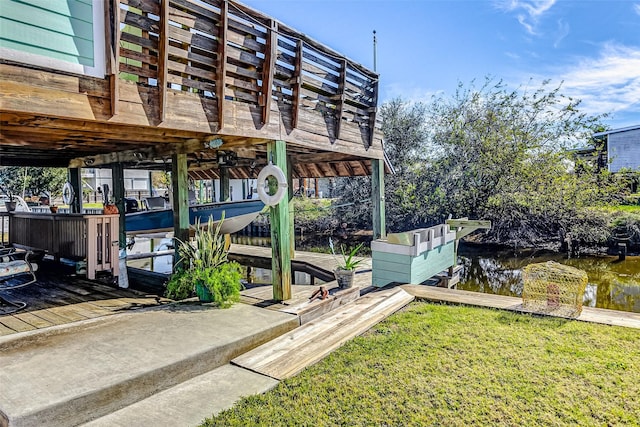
left=608, top=128, right=640, bottom=172
left=0, top=0, right=104, bottom=77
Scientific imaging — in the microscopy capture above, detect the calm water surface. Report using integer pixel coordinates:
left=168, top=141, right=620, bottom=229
left=457, top=244, right=640, bottom=313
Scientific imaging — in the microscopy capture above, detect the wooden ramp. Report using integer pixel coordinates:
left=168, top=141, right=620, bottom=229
left=232, top=287, right=414, bottom=380
left=401, top=285, right=640, bottom=329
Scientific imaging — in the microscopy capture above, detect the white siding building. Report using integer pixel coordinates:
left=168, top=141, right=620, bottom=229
left=593, top=125, right=640, bottom=172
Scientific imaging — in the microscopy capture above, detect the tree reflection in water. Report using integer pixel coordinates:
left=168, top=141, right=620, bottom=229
left=456, top=244, right=640, bottom=313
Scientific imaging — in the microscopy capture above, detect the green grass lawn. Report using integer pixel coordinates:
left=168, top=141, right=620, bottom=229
left=204, top=303, right=640, bottom=426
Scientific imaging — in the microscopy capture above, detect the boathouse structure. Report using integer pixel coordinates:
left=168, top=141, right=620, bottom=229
left=0, top=0, right=387, bottom=300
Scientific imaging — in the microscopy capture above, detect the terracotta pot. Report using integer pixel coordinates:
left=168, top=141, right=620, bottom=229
left=49, top=206, right=59, bottom=214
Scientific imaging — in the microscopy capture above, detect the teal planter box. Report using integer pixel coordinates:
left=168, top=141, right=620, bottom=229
left=371, top=225, right=456, bottom=288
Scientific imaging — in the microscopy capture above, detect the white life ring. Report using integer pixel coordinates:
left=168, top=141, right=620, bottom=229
left=257, top=163, right=288, bottom=206
left=62, top=182, right=75, bottom=205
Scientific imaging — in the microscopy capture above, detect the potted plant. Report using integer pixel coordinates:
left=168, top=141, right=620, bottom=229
left=330, top=238, right=364, bottom=289
left=165, top=216, right=243, bottom=307
left=4, top=191, right=17, bottom=212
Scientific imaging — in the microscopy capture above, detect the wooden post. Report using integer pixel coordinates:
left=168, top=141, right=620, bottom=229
left=110, top=163, right=126, bottom=249
left=220, top=167, right=230, bottom=201
left=287, top=156, right=295, bottom=259
left=68, top=168, right=83, bottom=214
left=372, top=158, right=386, bottom=239
left=172, top=153, right=189, bottom=266
left=157, top=0, right=169, bottom=122
left=269, top=140, right=292, bottom=301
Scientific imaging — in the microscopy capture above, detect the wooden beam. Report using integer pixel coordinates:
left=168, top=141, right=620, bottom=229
left=216, top=0, right=229, bottom=130
left=368, top=78, right=379, bottom=149
left=335, top=59, right=347, bottom=139
left=110, top=163, right=126, bottom=248
left=68, top=168, right=83, bottom=214
left=291, top=39, right=303, bottom=129
left=172, top=153, right=190, bottom=266
left=372, top=158, right=386, bottom=239
left=157, top=0, right=169, bottom=122
left=269, top=140, right=292, bottom=301
left=68, top=138, right=211, bottom=168
left=261, top=20, right=277, bottom=125
left=105, top=0, right=119, bottom=116
left=220, top=167, right=230, bottom=201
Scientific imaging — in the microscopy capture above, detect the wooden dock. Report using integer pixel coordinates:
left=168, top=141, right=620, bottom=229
left=229, top=243, right=371, bottom=283
left=401, top=285, right=640, bottom=329
left=0, top=261, right=169, bottom=336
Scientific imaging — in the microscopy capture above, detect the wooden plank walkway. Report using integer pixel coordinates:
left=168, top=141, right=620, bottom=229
left=232, top=287, right=415, bottom=380
left=229, top=243, right=371, bottom=283
left=0, top=261, right=169, bottom=336
left=401, top=285, right=640, bottom=329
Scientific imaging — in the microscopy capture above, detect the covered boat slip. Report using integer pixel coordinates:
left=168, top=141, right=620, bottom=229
left=0, top=0, right=388, bottom=301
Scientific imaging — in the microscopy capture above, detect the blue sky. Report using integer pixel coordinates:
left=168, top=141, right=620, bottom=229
left=242, top=0, right=640, bottom=129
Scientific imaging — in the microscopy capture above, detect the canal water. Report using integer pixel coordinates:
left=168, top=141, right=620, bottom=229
left=457, top=244, right=640, bottom=313
left=127, top=235, right=640, bottom=314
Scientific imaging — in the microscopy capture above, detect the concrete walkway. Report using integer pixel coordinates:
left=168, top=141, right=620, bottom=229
left=0, top=303, right=298, bottom=427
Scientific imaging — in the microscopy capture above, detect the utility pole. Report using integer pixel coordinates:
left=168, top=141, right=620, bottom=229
left=373, top=30, right=377, bottom=72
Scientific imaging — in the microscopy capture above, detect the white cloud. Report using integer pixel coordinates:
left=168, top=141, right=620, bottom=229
left=534, top=44, right=640, bottom=119
left=634, top=3, right=640, bottom=16
left=495, top=0, right=557, bottom=34
left=553, top=19, right=570, bottom=48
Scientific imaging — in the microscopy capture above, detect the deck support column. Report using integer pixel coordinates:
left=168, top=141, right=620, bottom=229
left=68, top=168, right=83, bottom=214
left=172, top=153, right=189, bottom=266
left=268, top=140, right=292, bottom=301
left=110, top=163, right=126, bottom=248
left=372, top=159, right=386, bottom=240
left=220, top=167, right=230, bottom=202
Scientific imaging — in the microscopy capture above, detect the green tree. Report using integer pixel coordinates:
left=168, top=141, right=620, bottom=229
left=334, top=78, right=627, bottom=249
left=334, top=98, right=432, bottom=231
left=0, top=167, right=67, bottom=199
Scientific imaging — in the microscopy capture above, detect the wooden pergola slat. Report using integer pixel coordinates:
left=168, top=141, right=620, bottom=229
left=216, top=0, right=229, bottom=131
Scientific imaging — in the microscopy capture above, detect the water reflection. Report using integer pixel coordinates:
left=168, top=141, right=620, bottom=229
left=457, top=244, right=640, bottom=313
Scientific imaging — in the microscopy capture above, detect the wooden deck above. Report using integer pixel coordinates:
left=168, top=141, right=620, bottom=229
left=0, top=0, right=384, bottom=178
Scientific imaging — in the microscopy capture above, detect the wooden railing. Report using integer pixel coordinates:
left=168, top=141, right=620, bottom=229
left=115, top=0, right=378, bottom=145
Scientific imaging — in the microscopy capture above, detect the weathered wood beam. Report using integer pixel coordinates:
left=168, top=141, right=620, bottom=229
left=220, top=167, right=230, bottom=201
left=216, top=0, right=229, bottom=130
left=291, top=39, right=303, bottom=129
left=110, top=163, right=126, bottom=248
left=372, top=158, right=386, bottom=239
left=157, top=0, right=169, bottom=122
left=68, top=138, right=210, bottom=168
left=261, top=20, right=277, bottom=125
left=172, top=153, right=190, bottom=266
left=68, top=168, right=83, bottom=214
left=368, top=78, right=379, bottom=149
left=335, top=59, right=347, bottom=139
left=105, top=0, right=119, bottom=116
left=268, top=140, right=292, bottom=301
